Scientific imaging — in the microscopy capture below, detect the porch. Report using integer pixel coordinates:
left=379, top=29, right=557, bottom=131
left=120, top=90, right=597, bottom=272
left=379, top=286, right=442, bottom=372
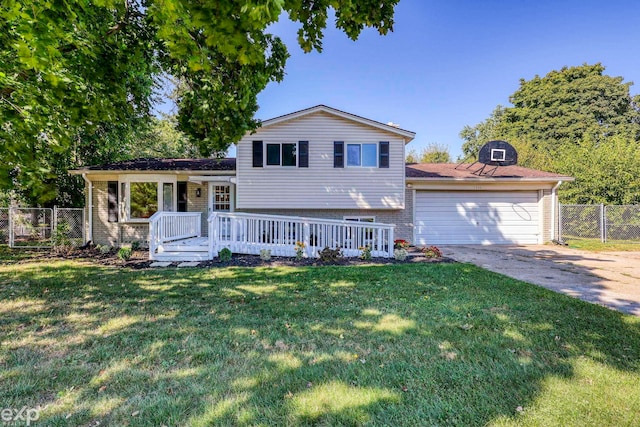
left=148, top=212, right=396, bottom=261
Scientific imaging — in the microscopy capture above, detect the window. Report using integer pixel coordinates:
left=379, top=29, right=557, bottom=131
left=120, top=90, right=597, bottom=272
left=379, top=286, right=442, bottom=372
left=130, top=182, right=158, bottom=219
left=162, top=183, right=174, bottom=212
left=346, top=143, right=377, bottom=167
left=344, top=216, right=376, bottom=223
left=213, top=185, right=231, bottom=212
left=120, top=177, right=176, bottom=221
left=344, top=216, right=376, bottom=240
left=266, top=143, right=297, bottom=166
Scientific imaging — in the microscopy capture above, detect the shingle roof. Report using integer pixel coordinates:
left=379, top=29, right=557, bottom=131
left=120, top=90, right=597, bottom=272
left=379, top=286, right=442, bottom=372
left=406, top=163, right=572, bottom=180
left=74, top=158, right=236, bottom=172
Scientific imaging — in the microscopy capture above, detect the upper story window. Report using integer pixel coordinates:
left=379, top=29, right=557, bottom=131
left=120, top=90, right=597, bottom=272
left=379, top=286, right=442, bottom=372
left=254, top=141, right=309, bottom=168
left=347, top=143, right=377, bottom=167
left=266, top=143, right=297, bottom=166
left=334, top=141, right=389, bottom=168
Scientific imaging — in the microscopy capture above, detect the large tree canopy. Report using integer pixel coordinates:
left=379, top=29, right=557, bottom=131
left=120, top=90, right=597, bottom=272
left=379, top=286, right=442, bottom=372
left=1, top=0, right=399, bottom=204
left=460, top=64, right=640, bottom=204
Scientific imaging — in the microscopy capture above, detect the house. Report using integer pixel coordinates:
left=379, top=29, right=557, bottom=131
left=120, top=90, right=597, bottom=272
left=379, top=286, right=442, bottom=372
left=70, top=105, right=572, bottom=259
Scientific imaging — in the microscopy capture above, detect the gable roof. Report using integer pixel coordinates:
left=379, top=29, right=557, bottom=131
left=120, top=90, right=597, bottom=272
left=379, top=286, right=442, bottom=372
left=259, top=105, right=416, bottom=142
left=70, top=158, right=236, bottom=174
left=406, top=163, right=573, bottom=182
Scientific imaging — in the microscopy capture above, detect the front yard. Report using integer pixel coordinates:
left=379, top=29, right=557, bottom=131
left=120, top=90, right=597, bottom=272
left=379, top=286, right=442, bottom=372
left=1, top=248, right=639, bottom=426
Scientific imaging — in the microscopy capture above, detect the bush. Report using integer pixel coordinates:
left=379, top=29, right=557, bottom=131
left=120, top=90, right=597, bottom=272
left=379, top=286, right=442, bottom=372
left=52, top=221, right=72, bottom=254
left=117, top=246, right=132, bottom=261
left=97, top=244, right=112, bottom=254
left=294, top=241, right=306, bottom=260
left=131, top=241, right=141, bottom=251
left=318, top=246, right=342, bottom=263
left=218, top=247, right=232, bottom=262
left=394, top=239, right=410, bottom=250
left=394, top=248, right=408, bottom=261
left=422, top=245, right=442, bottom=258
left=259, top=249, right=272, bottom=261
left=359, top=245, right=372, bottom=260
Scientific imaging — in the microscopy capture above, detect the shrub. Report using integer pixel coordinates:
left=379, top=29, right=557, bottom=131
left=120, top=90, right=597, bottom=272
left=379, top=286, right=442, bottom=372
left=394, top=248, right=408, bottom=261
left=359, top=245, right=372, bottom=260
left=318, top=246, right=342, bottom=263
left=52, top=221, right=72, bottom=254
left=131, top=241, right=141, bottom=251
left=294, top=241, right=306, bottom=260
left=422, top=245, right=442, bottom=258
left=218, top=247, right=232, bottom=262
left=117, top=246, right=132, bottom=261
left=394, top=239, right=410, bottom=250
left=98, top=245, right=112, bottom=254
left=259, top=249, right=272, bottom=261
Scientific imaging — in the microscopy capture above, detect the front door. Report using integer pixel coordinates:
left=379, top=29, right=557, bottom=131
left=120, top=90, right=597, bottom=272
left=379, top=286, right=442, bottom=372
left=208, top=183, right=234, bottom=240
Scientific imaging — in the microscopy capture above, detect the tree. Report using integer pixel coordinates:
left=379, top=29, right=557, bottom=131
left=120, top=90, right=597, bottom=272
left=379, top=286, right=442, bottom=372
left=406, top=143, right=451, bottom=163
left=554, top=135, right=640, bottom=204
left=459, top=64, right=640, bottom=204
left=459, top=106, right=506, bottom=160
left=130, top=115, right=199, bottom=159
left=1, top=0, right=400, bottom=204
left=502, top=64, right=640, bottom=156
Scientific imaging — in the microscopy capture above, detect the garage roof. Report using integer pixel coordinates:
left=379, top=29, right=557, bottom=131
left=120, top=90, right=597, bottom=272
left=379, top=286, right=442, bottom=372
left=406, top=163, right=573, bottom=181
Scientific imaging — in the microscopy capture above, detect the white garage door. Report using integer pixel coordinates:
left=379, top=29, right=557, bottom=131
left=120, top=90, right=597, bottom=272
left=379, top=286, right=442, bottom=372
left=415, top=191, right=540, bottom=245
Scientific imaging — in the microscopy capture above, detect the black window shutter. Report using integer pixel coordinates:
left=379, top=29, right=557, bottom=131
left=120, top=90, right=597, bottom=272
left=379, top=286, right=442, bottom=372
left=334, top=141, right=344, bottom=168
left=298, top=141, right=309, bottom=168
left=379, top=141, right=390, bottom=168
left=107, top=181, right=118, bottom=222
left=252, top=141, right=263, bottom=167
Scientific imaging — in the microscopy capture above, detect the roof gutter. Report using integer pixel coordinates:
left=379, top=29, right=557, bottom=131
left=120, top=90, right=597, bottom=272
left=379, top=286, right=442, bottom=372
left=81, top=174, right=92, bottom=244
left=551, top=180, right=564, bottom=241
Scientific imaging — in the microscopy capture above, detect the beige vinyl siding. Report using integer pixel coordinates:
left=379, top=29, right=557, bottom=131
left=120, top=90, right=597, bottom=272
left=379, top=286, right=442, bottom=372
left=236, top=111, right=406, bottom=210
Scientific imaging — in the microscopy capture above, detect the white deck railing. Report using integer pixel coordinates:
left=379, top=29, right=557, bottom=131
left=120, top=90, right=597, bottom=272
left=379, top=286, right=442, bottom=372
left=208, top=212, right=395, bottom=258
left=148, top=212, right=202, bottom=259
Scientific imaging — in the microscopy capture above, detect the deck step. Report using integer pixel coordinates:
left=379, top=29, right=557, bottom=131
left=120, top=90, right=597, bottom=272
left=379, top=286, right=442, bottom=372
left=152, top=251, right=210, bottom=262
left=158, top=244, right=208, bottom=253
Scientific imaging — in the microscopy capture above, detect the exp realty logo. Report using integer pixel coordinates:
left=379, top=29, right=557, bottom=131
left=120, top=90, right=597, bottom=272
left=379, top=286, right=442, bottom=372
left=1, top=406, right=41, bottom=426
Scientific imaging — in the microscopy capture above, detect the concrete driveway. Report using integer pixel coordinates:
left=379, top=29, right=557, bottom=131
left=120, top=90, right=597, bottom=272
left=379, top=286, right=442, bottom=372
left=439, top=245, right=640, bottom=316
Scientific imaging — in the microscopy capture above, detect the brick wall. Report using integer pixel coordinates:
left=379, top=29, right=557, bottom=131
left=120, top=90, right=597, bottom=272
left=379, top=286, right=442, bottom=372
left=90, top=181, right=415, bottom=245
left=92, top=181, right=120, bottom=246
left=240, top=188, right=414, bottom=242
left=187, top=182, right=208, bottom=235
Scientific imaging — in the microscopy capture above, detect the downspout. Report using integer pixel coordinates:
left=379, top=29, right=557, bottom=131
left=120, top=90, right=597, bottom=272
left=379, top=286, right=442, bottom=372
left=550, top=180, right=563, bottom=241
left=82, top=174, right=93, bottom=244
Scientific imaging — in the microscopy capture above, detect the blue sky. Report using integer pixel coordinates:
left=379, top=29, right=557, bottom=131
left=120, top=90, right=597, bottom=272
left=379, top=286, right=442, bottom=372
left=255, top=0, right=640, bottom=159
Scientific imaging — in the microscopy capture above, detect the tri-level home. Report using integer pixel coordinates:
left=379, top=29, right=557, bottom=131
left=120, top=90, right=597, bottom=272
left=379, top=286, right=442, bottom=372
left=71, top=105, right=572, bottom=260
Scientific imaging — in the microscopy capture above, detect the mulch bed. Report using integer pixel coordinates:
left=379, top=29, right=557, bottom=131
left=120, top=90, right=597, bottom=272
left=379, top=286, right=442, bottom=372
left=14, top=245, right=454, bottom=269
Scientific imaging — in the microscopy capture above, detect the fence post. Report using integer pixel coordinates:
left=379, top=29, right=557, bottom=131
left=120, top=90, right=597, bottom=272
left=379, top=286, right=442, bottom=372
left=603, top=205, right=608, bottom=243
left=600, top=203, right=605, bottom=243
left=53, top=206, right=58, bottom=234
left=8, top=207, right=14, bottom=248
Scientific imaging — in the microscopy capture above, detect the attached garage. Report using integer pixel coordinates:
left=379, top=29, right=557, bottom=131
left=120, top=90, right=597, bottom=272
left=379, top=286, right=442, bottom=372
left=406, top=163, right=574, bottom=246
left=414, top=190, right=540, bottom=245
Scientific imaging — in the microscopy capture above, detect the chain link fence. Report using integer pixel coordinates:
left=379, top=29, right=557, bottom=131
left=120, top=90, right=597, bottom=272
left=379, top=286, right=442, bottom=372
left=2, top=207, right=85, bottom=248
left=560, top=204, right=640, bottom=243
left=0, top=208, right=8, bottom=244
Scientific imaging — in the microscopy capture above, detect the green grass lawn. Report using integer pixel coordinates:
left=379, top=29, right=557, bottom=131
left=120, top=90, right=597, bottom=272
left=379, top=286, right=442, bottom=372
left=562, top=238, right=640, bottom=252
left=1, top=248, right=639, bottom=426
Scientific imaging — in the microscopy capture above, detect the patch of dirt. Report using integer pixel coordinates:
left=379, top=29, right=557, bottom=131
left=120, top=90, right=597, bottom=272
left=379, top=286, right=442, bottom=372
left=18, top=245, right=454, bottom=269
